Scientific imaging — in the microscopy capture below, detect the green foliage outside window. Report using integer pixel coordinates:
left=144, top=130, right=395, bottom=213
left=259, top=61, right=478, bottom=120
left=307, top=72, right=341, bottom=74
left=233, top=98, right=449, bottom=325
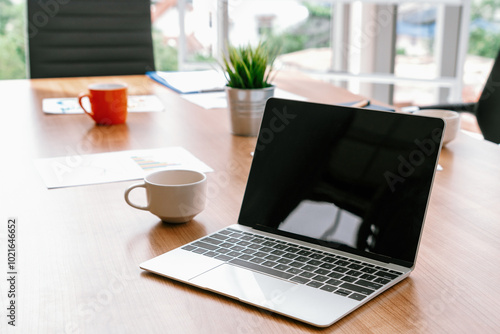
left=152, top=29, right=178, bottom=71
left=468, top=0, right=500, bottom=58
left=2, top=0, right=500, bottom=80
left=263, top=2, right=331, bottom=56
left=468, top=27, right=500, bottom=58
left=0, top=0, right=26, bottom=79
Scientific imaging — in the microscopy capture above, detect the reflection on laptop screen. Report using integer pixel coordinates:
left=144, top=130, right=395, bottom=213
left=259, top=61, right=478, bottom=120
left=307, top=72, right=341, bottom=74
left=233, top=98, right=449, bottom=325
left=239, top=98, right=444, bottom=268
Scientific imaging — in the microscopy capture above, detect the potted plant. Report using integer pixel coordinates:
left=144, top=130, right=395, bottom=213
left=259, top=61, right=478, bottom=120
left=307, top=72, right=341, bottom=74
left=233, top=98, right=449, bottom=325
left=222, top=41, right=277, bottom=136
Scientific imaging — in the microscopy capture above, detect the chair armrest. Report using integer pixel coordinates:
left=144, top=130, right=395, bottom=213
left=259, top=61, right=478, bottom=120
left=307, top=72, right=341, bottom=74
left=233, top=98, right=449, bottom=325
left=418, top=102, right=476, bottom=113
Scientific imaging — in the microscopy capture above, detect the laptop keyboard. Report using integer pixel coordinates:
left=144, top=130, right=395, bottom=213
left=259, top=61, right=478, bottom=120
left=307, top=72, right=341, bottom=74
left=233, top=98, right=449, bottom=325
left=181, top=227, right=403, bottom=301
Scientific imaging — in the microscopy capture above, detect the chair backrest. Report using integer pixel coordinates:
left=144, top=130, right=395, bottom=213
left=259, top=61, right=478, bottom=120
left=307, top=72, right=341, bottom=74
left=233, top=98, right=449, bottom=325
left=27, top=0, right=155, bottom=78
left=475, top=48, right=500, bottom=144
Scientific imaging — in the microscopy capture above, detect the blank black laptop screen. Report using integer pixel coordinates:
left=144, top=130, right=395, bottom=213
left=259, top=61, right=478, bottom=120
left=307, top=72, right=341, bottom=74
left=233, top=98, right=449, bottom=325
left=238, top=98, right=444, bottom=268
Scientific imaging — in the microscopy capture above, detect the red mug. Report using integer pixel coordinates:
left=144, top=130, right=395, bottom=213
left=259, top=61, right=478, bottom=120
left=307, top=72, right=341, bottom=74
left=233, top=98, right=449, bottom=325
left=78, top=83, right=128, bottom=125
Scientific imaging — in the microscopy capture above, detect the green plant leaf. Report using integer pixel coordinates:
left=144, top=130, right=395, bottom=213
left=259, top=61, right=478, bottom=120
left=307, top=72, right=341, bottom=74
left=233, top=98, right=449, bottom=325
left=221, top=40, right=276, bottom=89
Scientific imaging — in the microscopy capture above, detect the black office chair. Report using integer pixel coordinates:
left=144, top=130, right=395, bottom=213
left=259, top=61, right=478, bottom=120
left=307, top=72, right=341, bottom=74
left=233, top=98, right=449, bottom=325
left=418, top=48, right=500, bottom=144
left=27, top=0, right=155, bottom=78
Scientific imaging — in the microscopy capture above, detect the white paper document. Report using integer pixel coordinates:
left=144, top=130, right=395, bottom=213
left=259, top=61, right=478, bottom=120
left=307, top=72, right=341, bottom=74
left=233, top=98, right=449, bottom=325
left=34, top=147, right=213, bottom=189
left=42, top=95, right=165, bottom=114
left=181, top=88, right=307, bottom=109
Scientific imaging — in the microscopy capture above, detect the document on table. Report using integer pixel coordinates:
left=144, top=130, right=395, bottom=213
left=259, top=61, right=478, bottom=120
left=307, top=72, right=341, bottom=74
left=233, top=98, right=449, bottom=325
left=147, top=70, right=226, bottom=94
left=181, top=88, right=308, bottom=109
left=42, top=95, right=165, bottom=114
left=34, top=147, right=213, bottom=189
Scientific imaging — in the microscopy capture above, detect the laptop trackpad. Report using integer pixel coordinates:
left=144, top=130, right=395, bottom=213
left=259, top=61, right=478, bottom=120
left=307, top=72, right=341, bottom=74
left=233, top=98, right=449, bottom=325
left=189, top=263, right=299, bottom=306
left=189, top=263, right=358, bottom=327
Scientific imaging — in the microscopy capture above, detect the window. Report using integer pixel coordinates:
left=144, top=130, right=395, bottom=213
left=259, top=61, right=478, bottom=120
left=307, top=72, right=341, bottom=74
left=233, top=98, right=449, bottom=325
left=0, top=0, right=496, bottom=112
left=152, top=0, right=218, bottom=71
left=393, top=1, right=494, bottom=107
left=0, top=0, right=26, bottom=79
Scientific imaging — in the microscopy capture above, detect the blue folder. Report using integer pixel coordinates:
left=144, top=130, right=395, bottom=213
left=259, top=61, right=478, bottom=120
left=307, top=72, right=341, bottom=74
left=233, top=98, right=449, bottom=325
left=146, top=70, right=226, bottom=94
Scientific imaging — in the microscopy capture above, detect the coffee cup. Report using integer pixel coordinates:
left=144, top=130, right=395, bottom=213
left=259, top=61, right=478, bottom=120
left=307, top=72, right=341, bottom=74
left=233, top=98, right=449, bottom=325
left=413, top=109, right=460, bottom=145
left=124, top=169, right=207, bottom=223
left=78, top=83, right=128, bottom=125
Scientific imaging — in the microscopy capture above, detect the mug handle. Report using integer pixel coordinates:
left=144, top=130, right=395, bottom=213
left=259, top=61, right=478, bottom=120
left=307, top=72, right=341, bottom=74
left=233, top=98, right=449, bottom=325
left=124, top=183, right=149, bottom=211
left=78, top=93, right=94, bottom=119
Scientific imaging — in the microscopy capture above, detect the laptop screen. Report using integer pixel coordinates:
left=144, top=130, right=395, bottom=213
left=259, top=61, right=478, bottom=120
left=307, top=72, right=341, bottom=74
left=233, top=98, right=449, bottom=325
left=238, top=98, right=444, bottom=268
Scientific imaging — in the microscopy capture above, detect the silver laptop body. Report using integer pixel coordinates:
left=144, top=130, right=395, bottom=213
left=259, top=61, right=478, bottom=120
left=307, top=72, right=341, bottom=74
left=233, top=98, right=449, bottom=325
left=141, top=98, right=445, bottom=327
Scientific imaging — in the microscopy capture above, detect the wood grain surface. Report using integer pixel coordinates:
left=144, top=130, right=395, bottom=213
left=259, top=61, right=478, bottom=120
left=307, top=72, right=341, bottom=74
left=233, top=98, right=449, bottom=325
left=0, top=71, right=499, bottom=333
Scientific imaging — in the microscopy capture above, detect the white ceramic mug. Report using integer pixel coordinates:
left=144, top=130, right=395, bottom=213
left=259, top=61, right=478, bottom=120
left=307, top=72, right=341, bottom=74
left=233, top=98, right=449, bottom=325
left=413, top=109, right=460, bottom=145
left=124, top=169, right=207, bottom=223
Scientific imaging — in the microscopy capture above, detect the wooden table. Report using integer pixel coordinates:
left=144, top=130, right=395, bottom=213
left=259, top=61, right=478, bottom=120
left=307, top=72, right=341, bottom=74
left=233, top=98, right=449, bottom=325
left=1, top=72, right=499, bottom=333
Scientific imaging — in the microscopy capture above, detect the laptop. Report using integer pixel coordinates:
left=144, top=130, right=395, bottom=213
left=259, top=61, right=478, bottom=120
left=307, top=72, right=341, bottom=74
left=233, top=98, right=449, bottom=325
left=140, top=98, right=445, bottom=327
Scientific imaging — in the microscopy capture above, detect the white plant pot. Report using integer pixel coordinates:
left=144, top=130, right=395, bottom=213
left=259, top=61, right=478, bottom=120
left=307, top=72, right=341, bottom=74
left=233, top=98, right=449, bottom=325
left=225, top=86, right=275, bottom=136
